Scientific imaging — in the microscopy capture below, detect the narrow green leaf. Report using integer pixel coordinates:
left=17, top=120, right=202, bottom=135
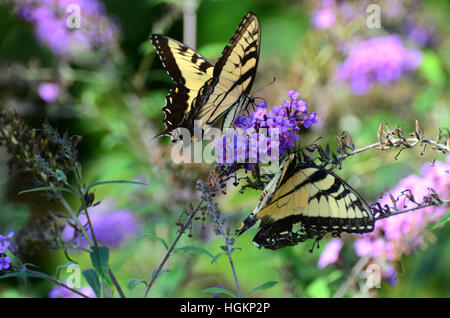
left=138, top=233, right=169, bottom=250
left=210, top=252, right=225, bottom=264
left=127, top=278, right=148, bottom=292
left=89, top=246, right=112, bottom=286
left=202, top=287, right=236, bottom=298
left=19, top=186, right=75, bottom=195
left=174, top=246, right=214, bottom=260
left=82, top=269, right=101, bottom=298
left=246, top=281, right=278, bottom=297
left=432, top=210, right=450, bottom=230
left=87, top=180, right=147, bottom=191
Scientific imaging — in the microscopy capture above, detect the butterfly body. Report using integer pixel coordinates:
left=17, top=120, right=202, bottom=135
left=151, top=12, right=261, bottom=140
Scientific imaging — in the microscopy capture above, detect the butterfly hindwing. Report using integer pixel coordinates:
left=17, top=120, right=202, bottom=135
left=151, top=34, right=214, bottom=136
left=238, top=154, right=375, bottom=250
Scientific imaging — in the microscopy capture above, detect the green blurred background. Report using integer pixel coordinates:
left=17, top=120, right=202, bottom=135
left=0, top=0, right=449, bottom=297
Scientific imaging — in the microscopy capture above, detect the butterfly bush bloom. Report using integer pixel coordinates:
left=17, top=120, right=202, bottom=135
left=337, top=35, right=422, bottom=95
left=216, top=90, right=318, bottom=168
left=317, top=238, right=343, bottom=268
left=15, top=0, right=118, bottom=57
left=48, top=285, right=95, bottom=298
left=0, top=230, right=15, bottom=271
left=62, top=200, right=139, bottom=248
left=352, top=155, right=450, bottom=283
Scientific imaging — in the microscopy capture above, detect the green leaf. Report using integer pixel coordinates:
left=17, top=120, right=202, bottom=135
left=82, top=269, right=101, bottom=298
left=174, top=246, right=214, bottom=261
left=432, top=210, right=450, bottom=230
left=18, top=186, right=75, bottom=196
left=87, top=180, right=147, bottom=191
left=89, top=246, right=112, bottom=286
left=127, top=278, right=148, bottom=292
left=202, top=287, right=237, bottom=298
left=246, top=281, right=278, bottom=297
left=138, top=233, right=169, bottom=250
left=151, top=269, right=167, bottom=282
left=210, top=252, right=225, bottom=264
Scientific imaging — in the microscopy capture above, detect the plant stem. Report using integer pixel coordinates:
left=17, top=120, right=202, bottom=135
left=24, top=268, right=90, bottom=298
left=143, top=199, right=203, bottom=298
left=333, top=255, right=370, bottom=298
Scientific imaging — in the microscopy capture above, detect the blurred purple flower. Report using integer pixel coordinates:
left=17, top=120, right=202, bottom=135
left=15, top=0, right=118, bottom=57
left=38, top=82, right=59, bottom=103
left=48, top=285, right=95, bottom=298
left=317, top=238, right=342, bottom=268
left=0, top=230, right=15, bottom=271
left=353, top=155, right=449, bottom=282
left=337, top=35, right=422, bottom=95
left=62, top=200, right=139, bottom=248
left=312, top=0, right=336, bottom=29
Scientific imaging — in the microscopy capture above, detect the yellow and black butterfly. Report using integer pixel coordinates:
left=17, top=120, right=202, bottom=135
left=237, top=153, right=375, bottom=250
left=151, top=12, right=261, bottom=140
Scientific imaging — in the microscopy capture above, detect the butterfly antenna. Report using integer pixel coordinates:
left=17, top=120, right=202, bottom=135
left=250, top=77, right=276, bottom=96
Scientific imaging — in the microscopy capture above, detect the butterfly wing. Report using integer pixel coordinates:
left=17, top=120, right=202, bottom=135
left=151, top=34, right=214, bottom=136
left=238, top=154, right=375, bottom=249
left=192, top=12, right=261, bottom=131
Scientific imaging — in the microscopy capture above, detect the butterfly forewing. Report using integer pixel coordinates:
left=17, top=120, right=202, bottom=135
left=194, top=12, right=261, bottom=129
left=151, top=35, right=214, bottom=136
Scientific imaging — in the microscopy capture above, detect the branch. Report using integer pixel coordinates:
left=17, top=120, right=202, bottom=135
left=143, top=198, right=203, bottom=298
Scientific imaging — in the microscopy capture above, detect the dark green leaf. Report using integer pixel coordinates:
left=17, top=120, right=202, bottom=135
left=18, top=186, right=75, bottom=196
left=432, top=210, right=450, bottom=230
left=89, top=246, right=112, bottom=286
left=151, top=269, right=167, bottom=281
left=127, top=278, right=147, bottom=292
left=246, top=281, right=278, bottom=297
left=87, top=180, right=147, bottom=191
left=210, top=252, right=225, bottom=264
left=82, top=269, right=101, bottom=298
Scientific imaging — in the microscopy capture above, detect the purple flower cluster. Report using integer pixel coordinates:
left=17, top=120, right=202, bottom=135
left=337, top=35, right=422, bottom=95
left=62, top=200, right=139, bottom=248
left=317, top=155, right=449, bottom=285
left=48, top=285, right=95, bottom=298
left=0, top=230, right=15, bottom=271
left=216, top=90, right=318, bottom=166
left=15, top=0, right=118, bottom=56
